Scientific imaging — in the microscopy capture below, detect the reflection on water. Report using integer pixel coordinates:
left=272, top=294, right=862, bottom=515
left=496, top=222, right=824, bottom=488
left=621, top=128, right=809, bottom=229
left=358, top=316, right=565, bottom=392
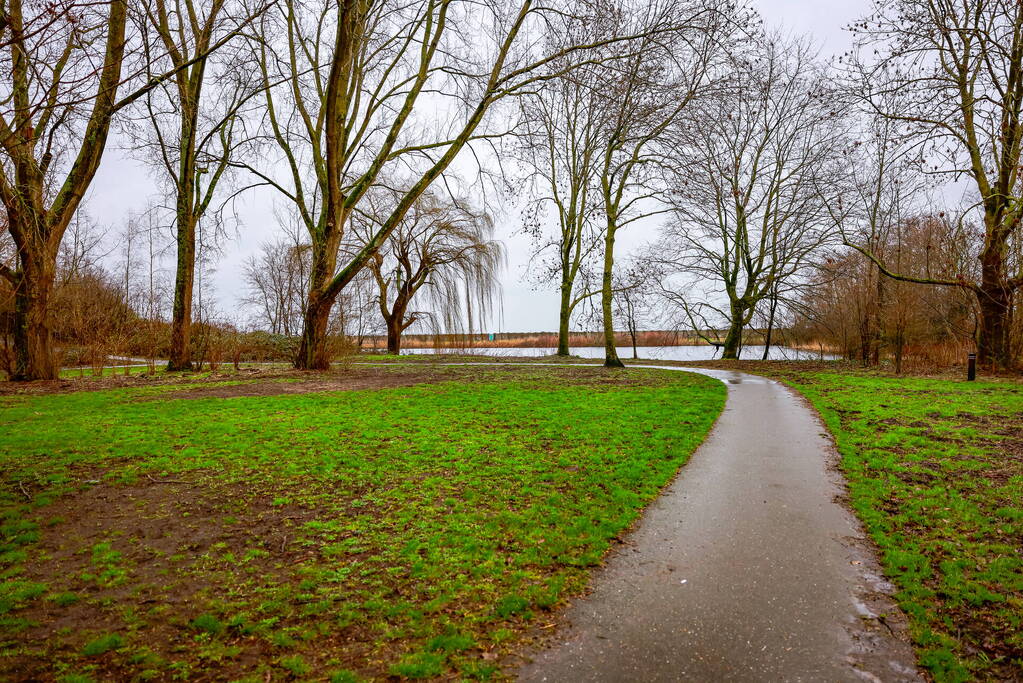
left=399, top=345, right=835, bottom=361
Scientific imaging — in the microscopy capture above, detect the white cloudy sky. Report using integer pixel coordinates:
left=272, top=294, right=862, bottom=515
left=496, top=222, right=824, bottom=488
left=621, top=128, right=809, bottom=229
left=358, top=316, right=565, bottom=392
left=87, top=0, right=873, bottom=334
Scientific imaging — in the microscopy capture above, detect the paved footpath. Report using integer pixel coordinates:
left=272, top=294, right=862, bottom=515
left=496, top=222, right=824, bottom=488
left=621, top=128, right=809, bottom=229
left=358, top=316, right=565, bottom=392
left=515, top=368, right=921, bottom=682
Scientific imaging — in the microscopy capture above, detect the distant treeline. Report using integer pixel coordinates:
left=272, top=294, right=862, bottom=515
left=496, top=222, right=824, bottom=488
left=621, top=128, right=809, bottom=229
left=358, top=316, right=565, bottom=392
left=357, top=329, right=790, bottom=350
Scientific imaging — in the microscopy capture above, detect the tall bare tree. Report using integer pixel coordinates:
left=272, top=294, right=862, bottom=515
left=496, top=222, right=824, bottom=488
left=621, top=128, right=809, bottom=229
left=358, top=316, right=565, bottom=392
left=515, top=14, right=606, bottom=357
left=591, top=0, right=738, bottom=367
left=243, top=0, right=692, bottom=370
left=611, top=259, right=654, bottom=360
left=846, top=0, right=1023, bottom=369
left=0, top=0, right=251, bottom=380
left=356, top=189, right=503, bottom=354
left=0, top=2, right=130, bottom=380
left=822, top=97, right=928, bottom=365
left=133, top=0, right=268, bottom=370
left=655, top=37, right=840, bottom=359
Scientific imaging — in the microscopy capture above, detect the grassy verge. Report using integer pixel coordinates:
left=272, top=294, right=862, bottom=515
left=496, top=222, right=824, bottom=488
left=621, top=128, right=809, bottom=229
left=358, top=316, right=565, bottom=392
left=0, top=365, right=724, bottom=681
left=58, top=365, right=158, bottom=379
left=739, top=366, right=1021, bottom=682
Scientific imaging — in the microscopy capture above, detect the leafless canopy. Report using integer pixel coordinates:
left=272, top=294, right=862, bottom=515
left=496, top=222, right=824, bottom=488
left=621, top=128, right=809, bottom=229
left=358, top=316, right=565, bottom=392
left=843, top=0, right=1023, bottom=367
left=654, top=36, right=843, bottom=358
left=353, top=186, right=504, bottom=353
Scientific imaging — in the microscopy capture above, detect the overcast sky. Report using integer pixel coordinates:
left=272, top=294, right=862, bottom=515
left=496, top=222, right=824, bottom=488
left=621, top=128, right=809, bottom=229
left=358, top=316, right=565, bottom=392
left=87, top=0, right=873, bottom=334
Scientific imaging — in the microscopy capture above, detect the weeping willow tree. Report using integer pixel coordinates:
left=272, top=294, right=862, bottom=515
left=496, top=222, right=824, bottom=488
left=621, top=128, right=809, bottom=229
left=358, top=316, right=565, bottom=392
left=353, top=189, right=504, bottom=354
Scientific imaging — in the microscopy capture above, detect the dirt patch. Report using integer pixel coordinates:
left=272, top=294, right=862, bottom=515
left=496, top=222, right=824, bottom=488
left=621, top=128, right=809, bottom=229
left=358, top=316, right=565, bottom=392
left=154, top=369, right=445, bottom=399
left=2, top=472, right=361, bottom=681
left=0, top=362, right=667, bottom=398
left=0, top=366, right=445, bottom=397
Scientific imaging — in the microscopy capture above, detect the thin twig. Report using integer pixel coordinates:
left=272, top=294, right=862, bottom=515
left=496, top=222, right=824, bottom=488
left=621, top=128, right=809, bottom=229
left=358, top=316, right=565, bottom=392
left=17, top=481, right=31, bottom=501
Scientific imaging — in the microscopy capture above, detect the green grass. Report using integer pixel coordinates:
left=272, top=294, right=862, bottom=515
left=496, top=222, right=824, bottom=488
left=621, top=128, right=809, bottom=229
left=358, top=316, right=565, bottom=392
left=778, top=371, right=1023, bottom=682
left=58, top=364, right=159, bottom=379
left=82, top=633, right=124, bottom=657
left=0, top=365, right=724, bottom=680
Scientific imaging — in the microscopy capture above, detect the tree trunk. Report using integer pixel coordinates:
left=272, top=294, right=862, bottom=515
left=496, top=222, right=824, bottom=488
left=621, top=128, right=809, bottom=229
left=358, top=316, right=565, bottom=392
left=976, top=285, right=1012, bottom=369
left=721, top=314, right=744, bottom=360
left=761, top=293, right=778, bottom=360
left=12, top=255, right=58, bottom=381
left=166, top=57, right=204, bottom=372
left=386, top=317, right=402, bottom=355
left=557, top=282, right=572, bottom=356
left=601, top=228, right=623, bottom=368
left=167, top=212, right=197, bottom=371
left=858, top=306, right=871, bottom=366
left=294, top=227, right=344, bottom=370
left=295, top=294, right=333, bottom=370
left=976, top=241, right=1014, bottom=369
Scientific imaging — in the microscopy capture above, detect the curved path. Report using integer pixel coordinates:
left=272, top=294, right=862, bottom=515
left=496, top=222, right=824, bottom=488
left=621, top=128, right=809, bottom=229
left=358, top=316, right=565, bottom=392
left=511, top=366, right=921, bottom=682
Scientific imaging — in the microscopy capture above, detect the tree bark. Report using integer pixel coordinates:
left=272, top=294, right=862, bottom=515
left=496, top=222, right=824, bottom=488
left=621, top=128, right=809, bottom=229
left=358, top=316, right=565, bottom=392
left=601, top=227, right=623, bottom=368
left=386, top=317, right=402, bottom=355
left=557, top=282, right=572, bottom=356
left=11, top=248, right=58, bottom=381
left=721, top=313, right=744, bottom=360
left=295, top=294, right=333, bottom=370
left=761, top=292, right=778, bottom=360
left=976, top=235, right=1014, bottom=368
left=976, top=283, right=1012, bottom=369
left=167, top=212, right=197, bottom=371
left=294, top=218, right=344, bottom=370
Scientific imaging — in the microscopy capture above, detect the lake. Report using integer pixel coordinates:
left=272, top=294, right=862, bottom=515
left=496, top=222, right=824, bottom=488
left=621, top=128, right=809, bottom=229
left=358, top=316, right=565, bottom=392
left=399, top=345, right=835, bottom=361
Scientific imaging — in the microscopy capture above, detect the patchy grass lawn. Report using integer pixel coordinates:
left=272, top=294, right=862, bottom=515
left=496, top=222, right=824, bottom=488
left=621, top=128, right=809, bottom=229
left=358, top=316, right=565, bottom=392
left=767, top=369, right=1022, bottom=682
left=0, top=365, right=723, bottom=681
left=58, top=365, right=156, bottom=379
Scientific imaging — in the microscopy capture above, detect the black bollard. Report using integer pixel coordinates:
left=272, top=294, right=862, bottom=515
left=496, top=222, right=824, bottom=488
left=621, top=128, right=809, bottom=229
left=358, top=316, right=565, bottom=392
left=967, top=352, right=976, bottom=381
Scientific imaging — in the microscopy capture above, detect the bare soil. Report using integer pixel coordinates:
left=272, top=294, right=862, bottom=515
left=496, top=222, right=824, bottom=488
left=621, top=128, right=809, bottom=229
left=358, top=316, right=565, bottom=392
left=7, top=473, right=329, bottom=680
left=153, top=369, right=445, bottom=399
left=0, top=363, right=656, bottom=399
left=1, top=366, right=446, bottom=397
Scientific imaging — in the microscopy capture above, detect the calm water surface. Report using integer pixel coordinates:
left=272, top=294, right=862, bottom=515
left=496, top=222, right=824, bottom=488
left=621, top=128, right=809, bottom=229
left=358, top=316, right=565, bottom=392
left=400, top=345, right=835, bottom=361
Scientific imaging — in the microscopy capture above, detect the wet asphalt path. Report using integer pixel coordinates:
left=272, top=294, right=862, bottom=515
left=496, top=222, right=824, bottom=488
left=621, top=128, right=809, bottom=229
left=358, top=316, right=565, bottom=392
left=515, top=367, right=921, bottom=682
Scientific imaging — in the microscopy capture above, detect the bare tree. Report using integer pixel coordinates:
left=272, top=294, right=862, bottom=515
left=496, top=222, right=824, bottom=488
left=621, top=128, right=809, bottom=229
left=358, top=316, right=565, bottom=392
left=0, top=1, right=131, bottom=380
left=794, top=215, right=980, bottom=370
left=590, top=0, right=739, bottom=367
left=334, top=266, right=379, bottom=350
left=117, top=206, right=171, bottom=369
left=655, top=37, right=840, bottom=359
left=0, top=0, right=253, bottom=380
left=612, top=259, right=654, bottom=360
left=845, top=0, right=1023, bottom=369
left=130, top=0, right=269, bottom=371
left=242, top=215, right=311, bottom=337
left=514, top=10, right=606, bottom=357
left=355, top=188, right=503, bottom=354
left=821, top=99, right=931, bottom=365
left=242, top=0, right=697, bottom=370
